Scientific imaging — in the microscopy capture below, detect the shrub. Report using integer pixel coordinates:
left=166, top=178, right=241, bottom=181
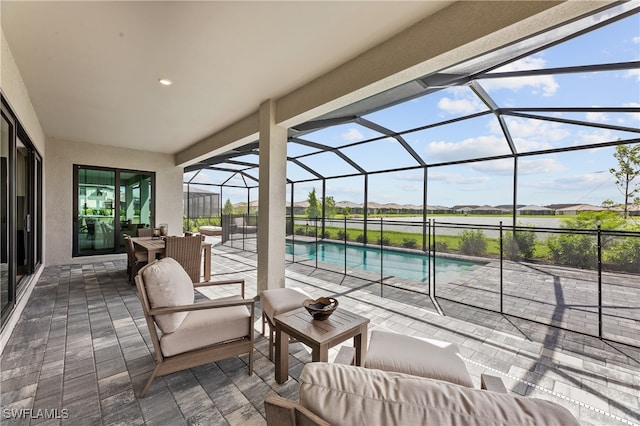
left=295, top=227, right=306, bottom=236
left=401, top=238, right=417, bottom=249
left=321, top=231, right=331, bottom=239
left=459, top=230, right=487, bottom=256
left=435, top=241, right=449, bottom=252
left=547, top=234, right=596, bottom=269
left=376, top=237, right=391, bottom=246
left=355, top=234, right=365, bottom=243
left=337, top=230, right=346, bottom=240
left=504, top=227, right=537, bottom=260
left=606, top=236, right=640, bottom=272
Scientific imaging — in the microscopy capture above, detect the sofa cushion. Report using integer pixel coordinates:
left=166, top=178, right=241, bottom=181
left=261, top=287, right=310, bottom=323
left=159, top=295, right=250, bottom=357
left=300, top=363, right=579, bottom=426
left=199, top=226, right=222, bottom=236
left=140, top=258, right=194, bottom=334
left=364, top=330, right=474, bottom=388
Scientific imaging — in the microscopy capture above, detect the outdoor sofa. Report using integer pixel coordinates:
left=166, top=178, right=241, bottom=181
left=265, top=331, right=579, bottom=426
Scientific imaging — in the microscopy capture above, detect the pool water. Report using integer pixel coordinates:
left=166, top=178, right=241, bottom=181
left=286, top=241, right=478, bottom=283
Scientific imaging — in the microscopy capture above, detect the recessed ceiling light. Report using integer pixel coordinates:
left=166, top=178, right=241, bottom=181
left=158, top=78, right=173, bottom=86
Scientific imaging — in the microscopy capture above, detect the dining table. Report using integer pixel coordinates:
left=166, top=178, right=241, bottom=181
left=130, top=236, right=212, bottom=281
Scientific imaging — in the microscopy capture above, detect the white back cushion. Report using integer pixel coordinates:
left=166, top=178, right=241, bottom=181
left=300, top=363, right=580, bottom=426
left=365, top=330, right=474, bottom=387
left=141, top=258, right=194, bottom=333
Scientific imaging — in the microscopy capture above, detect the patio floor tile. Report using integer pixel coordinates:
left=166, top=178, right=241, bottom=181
left=1, top=238, right=639, bottom=425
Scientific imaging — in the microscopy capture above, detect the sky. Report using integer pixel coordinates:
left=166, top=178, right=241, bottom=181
left=185, top=7, right=640, bottom=210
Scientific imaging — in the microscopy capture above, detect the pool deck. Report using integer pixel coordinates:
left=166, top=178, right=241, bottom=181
left=1, top=236, right=639, bottom=425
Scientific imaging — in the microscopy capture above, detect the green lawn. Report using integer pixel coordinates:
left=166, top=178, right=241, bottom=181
left=293, top=223, right=557, bottom=260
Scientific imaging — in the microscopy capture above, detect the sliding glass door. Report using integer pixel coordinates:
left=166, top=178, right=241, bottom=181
left=1, top=98, right=42, bottom=326
left=73, top=166, right=154, bottom=256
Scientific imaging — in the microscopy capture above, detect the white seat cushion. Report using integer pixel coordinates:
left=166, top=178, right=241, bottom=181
left=160, top=295, right=251, bottom=357
left=261, top=287, right=310, bottom=323
left=140, top=258, right=194, bottom=333
left=364, top=330, right=474, bottom=388
left=300, top=363, right=579, bottom=426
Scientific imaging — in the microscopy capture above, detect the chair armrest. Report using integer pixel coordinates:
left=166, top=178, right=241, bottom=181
left=149, top=298, right=254, bottom=316
left=265, top=394, right=329, bottom=426
left=480, top=374, right=508, bottom=393
left=194, top=279, right=245, bottom=298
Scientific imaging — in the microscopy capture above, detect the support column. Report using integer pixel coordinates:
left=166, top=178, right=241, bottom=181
left=257, top=99, right=287, bottom=293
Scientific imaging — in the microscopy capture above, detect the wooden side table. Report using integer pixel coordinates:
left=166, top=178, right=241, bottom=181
left=274, top=306, right=369, bottom=384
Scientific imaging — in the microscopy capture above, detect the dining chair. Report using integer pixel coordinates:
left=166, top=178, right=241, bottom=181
left=164, top=236, right=203, bottom=283
left=137, top=227, right=157, bottom=237
left=124, top=234, right=148, bottom=282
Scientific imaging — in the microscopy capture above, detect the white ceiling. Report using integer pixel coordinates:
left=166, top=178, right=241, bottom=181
left=1, top=1, right=453, bottom=154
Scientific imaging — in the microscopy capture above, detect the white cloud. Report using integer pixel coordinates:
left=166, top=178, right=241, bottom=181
left=551, top=173, right=613, bottom=197
left=390, top=171, right=423, bottom=182
left=621, top=102, right=640, bottom=125
left=437, top=97, right=483, bottom=114
left=436, top=86, right=485, bottom=115
left=518, top=157, right=567, bottom=175
left=483, top=56, right=559, bottom=97
left=585, top=111, right=609, bottom=123
left=341, top=128, right=363, bottom=141
left=428, top=171, right=490, bottom=185
left=499, top=118, right=569, bottom=144
left=633, top=36, right=640, bottom=44
left=494, top=56, right=547, bottom=72
left=424, top=135, right=510, bottom=163
left=470, top=159, right=517, bottom=176
left=624, top=69, right=640, bottom=81
left=576, top=128, right=615, bottom=145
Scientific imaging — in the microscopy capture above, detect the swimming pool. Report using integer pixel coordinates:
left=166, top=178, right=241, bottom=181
left=286, top=240, right=479, bottom=283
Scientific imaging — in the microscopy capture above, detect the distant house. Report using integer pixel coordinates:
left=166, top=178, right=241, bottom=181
left=495, top=204, right=523, bottom=212
left=338, top=201, right=364, bottom=215
left=452, top=205, right=478, bottom=214
left=233, top=200, right=259, bottom=214
left=473, top=205, right=510, bottom=214
left=517, top=205, right=554, bottom=215
left=555, top=204, right=606, bottom=215
left=426, top=205, right=452, bottom=214
left=286, top=201, right=309, bottom=216
left=627, top=204, right=640, bottom=217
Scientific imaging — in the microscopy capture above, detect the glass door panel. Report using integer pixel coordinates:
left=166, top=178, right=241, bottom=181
left=1, top=113, right=10, bottom=317
left=16, top=137, right=28, bottom=286
left=33, top=154, right=42, bottom=268
left=119, top=172, right=153, bottom=248
left=77, top=167, right=116, bottom=255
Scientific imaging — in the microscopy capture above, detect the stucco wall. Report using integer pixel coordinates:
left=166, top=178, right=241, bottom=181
left=0, top=29, right=45, bottom=153
left=45, top=137, right=183, bottom=265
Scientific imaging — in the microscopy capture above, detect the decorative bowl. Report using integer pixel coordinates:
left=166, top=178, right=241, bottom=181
left=303, top=297, right=338, bottom=321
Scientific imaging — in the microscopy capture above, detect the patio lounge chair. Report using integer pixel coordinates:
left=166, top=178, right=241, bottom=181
left=134, top=257, right=254, bottom=397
